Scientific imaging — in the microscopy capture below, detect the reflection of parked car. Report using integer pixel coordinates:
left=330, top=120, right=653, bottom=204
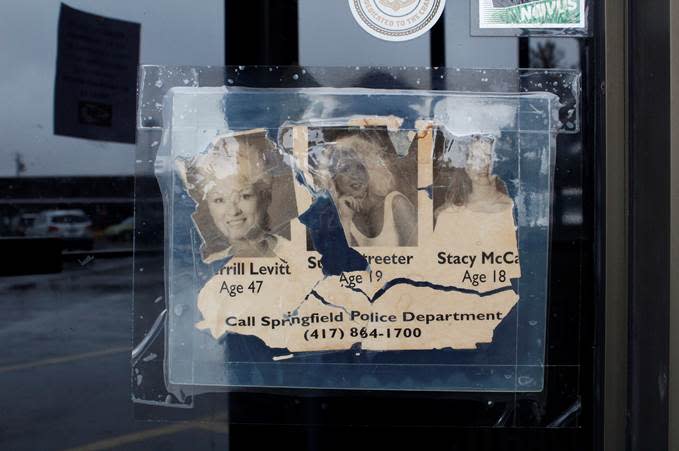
left=104, top=216, right=134, bottom=242
left=10, top=213, right=38, bottom=236
left=26, top=210, right=93, bottom=250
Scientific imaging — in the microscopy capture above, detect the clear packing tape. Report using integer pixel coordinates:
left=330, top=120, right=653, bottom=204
left=138, top=66, right=581, bottom=133
left=133, top=66, right=579, bottom=409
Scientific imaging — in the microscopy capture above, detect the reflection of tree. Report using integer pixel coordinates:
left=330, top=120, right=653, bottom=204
left=15, top=153, right=26, bottom=177
left=529, top=40, right=565, bottom=69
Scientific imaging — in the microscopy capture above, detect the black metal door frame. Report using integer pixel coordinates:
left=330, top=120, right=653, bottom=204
left=626, top=0, right=672, bottom=448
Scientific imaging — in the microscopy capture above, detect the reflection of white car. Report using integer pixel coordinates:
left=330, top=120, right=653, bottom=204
left=26, top=210, right=93, bottom=250
left=104, top=216, right=134, bottom=242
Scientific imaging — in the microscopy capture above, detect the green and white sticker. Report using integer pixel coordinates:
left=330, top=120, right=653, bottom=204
left=479, top=0, right=585, bottom=29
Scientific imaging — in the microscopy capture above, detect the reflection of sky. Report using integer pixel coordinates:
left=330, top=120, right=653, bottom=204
left=222, top=89, right=556, bottom=138
left=298, top=0, right=520, bottom=69
left=0, top=0, right=581, bottom=177
left=224, top=92, right=430, bottom=131
left=0, top=0, right=223, bottom=176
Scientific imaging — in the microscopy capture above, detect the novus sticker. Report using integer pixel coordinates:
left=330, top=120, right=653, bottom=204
left=479, top=0, right=585, bottom=29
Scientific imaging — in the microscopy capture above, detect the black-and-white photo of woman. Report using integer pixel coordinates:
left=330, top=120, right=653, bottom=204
left=311, top=129, right=418, bottom=247
left=177, top=130, right=296, bottom=261
left=434, top=134, right=512, bottom=231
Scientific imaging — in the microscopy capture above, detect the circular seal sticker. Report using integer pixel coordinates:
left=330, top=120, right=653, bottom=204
left=349, top=0, right=446, bottom=42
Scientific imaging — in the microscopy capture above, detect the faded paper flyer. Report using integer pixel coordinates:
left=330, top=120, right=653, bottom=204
left=176, top=121, right=520, bottom=353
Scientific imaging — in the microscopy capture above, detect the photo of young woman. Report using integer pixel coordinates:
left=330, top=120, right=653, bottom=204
left=310, top=129, right=418, bottom=247
left=177, top=130, right=296, bottom=262
left=434, top=134, right=512, bottom=231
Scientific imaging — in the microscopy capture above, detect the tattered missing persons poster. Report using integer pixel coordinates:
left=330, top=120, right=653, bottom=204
left=155, top=86, right=557, bottom=392
left=478, top=0, right=586, bottom=29
left=177, top=124, right=519, bottom=353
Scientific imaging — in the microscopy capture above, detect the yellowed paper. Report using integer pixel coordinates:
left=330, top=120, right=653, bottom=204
left=181, top=122, right=520, bottom=353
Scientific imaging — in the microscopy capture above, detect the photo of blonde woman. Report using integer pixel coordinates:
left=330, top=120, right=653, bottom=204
left=310, top=129, right=418, bottom=247
left=177, top=130, right=296, bottom=262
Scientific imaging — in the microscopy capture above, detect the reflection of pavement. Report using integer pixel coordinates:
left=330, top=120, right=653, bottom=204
left=0, top=256, right=228, bottom=450
left=92, top=238, right=134, bottom=251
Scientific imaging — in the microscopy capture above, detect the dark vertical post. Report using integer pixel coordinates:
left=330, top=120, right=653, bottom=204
left=224, top=0, right=299, bottom=65
left=627, top=0, right=671, bottom=447
left=518, top=37, right=530, bottom=68
left=429, top=15, right=446, bottom=68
